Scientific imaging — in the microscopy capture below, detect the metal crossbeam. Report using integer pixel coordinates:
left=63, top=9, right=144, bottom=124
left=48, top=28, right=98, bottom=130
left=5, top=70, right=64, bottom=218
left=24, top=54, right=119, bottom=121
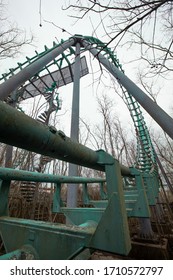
left=0, top=167, right=105, bottom=184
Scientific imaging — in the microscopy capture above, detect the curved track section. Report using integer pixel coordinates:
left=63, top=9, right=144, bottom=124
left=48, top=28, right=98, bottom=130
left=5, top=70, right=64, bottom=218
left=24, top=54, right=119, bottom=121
left=0, top=35, right=157, bottom=175
left=83, top=36, right=157, bottom=175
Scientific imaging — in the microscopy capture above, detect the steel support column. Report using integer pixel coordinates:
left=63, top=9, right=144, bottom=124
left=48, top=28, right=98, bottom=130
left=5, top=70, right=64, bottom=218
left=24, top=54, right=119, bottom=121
left=67, top=42, right=81, bottom=208
left=5, top=94, right=18, bottom=168
left=82, top=40, right=173, bottom=140
left=0, top=180, right=11, bottom=216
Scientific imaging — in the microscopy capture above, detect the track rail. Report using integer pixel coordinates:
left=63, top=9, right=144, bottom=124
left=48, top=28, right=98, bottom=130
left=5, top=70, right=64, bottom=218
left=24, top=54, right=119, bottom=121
left=0, top=35, right=157, bottom=175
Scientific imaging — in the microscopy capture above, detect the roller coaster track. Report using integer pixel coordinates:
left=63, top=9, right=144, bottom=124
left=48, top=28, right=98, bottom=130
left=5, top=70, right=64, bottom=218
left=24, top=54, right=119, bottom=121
left=2, top=35, right=173, bottom=258
left=82, top=36, right=157, bottom=175
left=0, top=35, right=157, bottom=175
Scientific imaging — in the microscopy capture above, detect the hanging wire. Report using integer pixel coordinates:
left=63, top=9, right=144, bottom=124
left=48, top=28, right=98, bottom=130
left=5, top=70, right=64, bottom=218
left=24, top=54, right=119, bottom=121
left=38, top=0, right=72, bottom=36
left=39, top=0, right=42, bottom=27
left=43, top=19, right=73, bottom=37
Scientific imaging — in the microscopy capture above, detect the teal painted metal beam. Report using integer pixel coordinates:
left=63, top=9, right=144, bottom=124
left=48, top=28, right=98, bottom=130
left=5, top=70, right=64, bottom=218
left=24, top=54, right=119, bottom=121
left=0, top=101, right=130, bottom=175
left=82, top=39, right=173, bottom=140
left=0, top=38, right=75, bottom=101
left=0, top=217, right=95, bottom=260
left=0, top=167, right=105, bottom=184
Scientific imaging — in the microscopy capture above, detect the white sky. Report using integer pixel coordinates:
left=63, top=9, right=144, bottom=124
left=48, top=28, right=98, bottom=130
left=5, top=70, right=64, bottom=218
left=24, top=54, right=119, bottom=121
left=1, top=0, right=173, bottom=139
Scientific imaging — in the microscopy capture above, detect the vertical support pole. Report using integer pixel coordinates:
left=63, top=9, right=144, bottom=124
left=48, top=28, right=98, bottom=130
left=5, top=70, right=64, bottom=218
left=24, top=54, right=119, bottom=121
left=5, top=92, right=18, bottom=168
left=67, top=42, right=81, bottom=208
left=130, top=169, right=154, bottom=238
left=138, top=218, right=154, bottom=238
left=100, top=182, right=107, bottom=199
left=82, top=183, right=89, bottom=204
left=5, top=145, right=13, bottom=168
left=143, top=174, right=157, bottom=205
left=52, top=183, right=61, bottom=213
left=0, top=180, right=11, bottom=216
left=135, top=173, right=153, bottom=236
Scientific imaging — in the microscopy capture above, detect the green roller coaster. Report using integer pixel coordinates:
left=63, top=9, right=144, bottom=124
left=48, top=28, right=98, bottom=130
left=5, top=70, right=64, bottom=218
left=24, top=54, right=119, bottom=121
left=0, top=34, right=172, bottom=260
left=0, top=35, right=157, bottom=174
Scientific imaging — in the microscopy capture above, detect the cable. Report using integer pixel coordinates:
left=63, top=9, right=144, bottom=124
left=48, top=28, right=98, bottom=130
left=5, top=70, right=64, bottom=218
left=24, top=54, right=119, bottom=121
left=39, top=0, right=42, bottom=27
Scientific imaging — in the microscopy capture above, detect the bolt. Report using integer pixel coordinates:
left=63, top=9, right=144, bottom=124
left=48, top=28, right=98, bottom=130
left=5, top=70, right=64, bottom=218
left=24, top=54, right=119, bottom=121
left=49, top=126, right=57, bottom=134
left=58, top=130, right=66, bottom=140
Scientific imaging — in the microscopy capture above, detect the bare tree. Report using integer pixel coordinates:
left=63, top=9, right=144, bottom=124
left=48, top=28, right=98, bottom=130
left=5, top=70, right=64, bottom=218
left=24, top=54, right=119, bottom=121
left=152, top=130, right=173, bottom=174
left=79, top=93, right=135, bottom=167
left=0, top=0, right=33, bottom=61
left=96, top=94, right=136, bottom=165
left=64, top=0, right=173, bottom=75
